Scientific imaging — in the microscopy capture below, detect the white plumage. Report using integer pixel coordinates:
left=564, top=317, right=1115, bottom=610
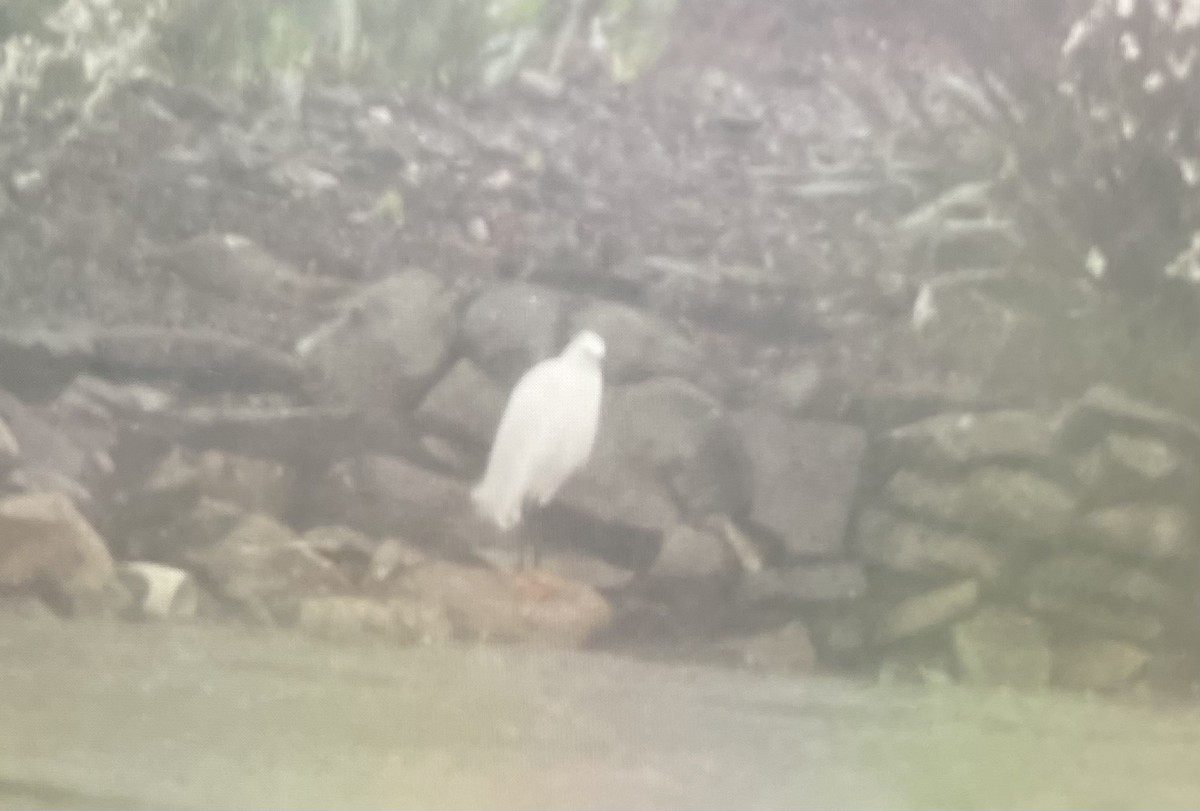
left=472, top=330, right=606, bottom=531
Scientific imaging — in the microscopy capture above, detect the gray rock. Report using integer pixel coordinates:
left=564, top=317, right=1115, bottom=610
left=155, top=232, right=349, bottom=308
left=876, top=579, right=979, bottom=642
left=735, top=409, right=867, bottom=558
left=0, top=491, right=120, bottom=616
left=297, top=270, right=459, bottom=413
left=190, top=448, right=296, bottom=517
left=0, top=389, right=100, bottom=507
left=1073, top=432, right=1198, bottom=503
left=885, top=467, right=1076, bottom=546
left=1060, top=383, right=1200, bottom=460
left=0, top=415, right=20, bottom=473
left=1026, top=590, right=1165, bottom=642
left=645, top=524, right=735, bottom=583
left=568, top=301, right=701, bottom=384
left=722, top=621, right=818, bottom=672
left=951, top=607, right=1052, bottom=689
left=894, top=269, right=1112, bottom=405
left=884, top=409, right=1060, bottom=473
left=152, top=497, right=246, bottom=561
left=1025, top=553, right=1183, bottom=613
left=415, top=358, right=507, bottom=448
left=186, top=512, right=351, bottom=624
left=313, top=455, right=512, bottom=560
left=854, top=508, right=1004, bottom=582
left=738, top=561, right=867, bottom=605
left=1053, top=638, right=1151, bottom=691
left=0, top=328, right=93, bottom=402
left=555, top=444, right=679, bottom=534
left=756, top=360, right=822, bottom=414
left=1071, top=504, right=1195, bottom=562
left=607, top=378, right=721, bottom=470
left=668, top=418, right=754, bottom=519
left=92, top=326, right=306, bottom=395
left=460, top=282, right=565, bottom=384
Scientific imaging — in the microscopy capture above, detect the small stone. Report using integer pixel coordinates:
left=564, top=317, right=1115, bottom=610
left=877, top=579, right=979, bottom=642
left=854, top=508, right=1004, bottom=581
left=951, top=607, right=1052, bottom=689
left=1071, top=504, right=1195, bottom=563
left=1054, top=638, right=1150, bottom=690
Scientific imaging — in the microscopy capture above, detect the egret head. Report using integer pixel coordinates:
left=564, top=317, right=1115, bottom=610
left=564, top=330, right=606, bottom=364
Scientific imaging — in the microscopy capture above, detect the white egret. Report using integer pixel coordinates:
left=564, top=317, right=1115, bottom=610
left=471, top=330, right=606, bottom=564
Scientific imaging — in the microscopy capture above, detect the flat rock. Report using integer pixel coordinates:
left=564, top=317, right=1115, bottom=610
left=734, top=409, right=867, bottom=558
left=297, top=270, right=459, bottom=412
left=1060, top=384, right=1200, bottom=460
left=91, top=326, right=306, bottom=395
left=415, top=358, right=507, bottom=448
left=400, top=561, right=612, bottom=646
left=951, top=607, right=1052, bottom=689
left=568, top=301, right=701, bottom=384
left=876, top=579, right=979, bottom=643
left=0, top=491, right=119, bottom=616
left=1024, top=554, right=1183, bottom=613
left=854, top=508, right=1004, bottom=582
left=1073, top=432, right=1198, bottom=503
left=885, top=467, right=1076, bottom=546
left=738, top=560, right=867, bottom=605
left=1053, top=638, right=1151, bottom=691
left=460, top=282, right=565, bottom=385
left=156, top=232, right=349, bottom=308
left=1026, top=590, right=1165, bottom=642
left=1070, top=504, right=1195, bottom=563
left=884, top=410, right=1060, bottom=474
